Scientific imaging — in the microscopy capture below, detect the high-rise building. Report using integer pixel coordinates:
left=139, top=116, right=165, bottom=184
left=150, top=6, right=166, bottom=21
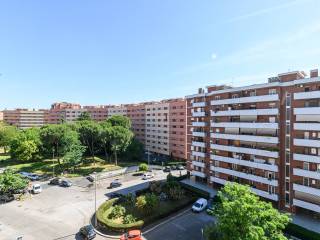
left=186, top=69, right=320, bottom=215
left=3, top=109, right=45, bottom=129
left=127, top=103, right=146, bottom=143
left=83, top=105, right=109, bottom=121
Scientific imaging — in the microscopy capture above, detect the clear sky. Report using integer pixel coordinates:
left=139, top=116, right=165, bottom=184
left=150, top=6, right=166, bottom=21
left=1, top=0, right=320, bottom=109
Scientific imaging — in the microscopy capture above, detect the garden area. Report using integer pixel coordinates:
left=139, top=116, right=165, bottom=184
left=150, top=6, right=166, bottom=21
left=96, top=174, right=197, bottom=233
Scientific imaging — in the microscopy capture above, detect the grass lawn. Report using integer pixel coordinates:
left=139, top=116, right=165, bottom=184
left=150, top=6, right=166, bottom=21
left=0, top=155, right=142, bottom=177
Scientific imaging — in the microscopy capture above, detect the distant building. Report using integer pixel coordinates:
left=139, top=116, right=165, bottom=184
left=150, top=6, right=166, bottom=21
left=3, top=109, right=45, bottom=129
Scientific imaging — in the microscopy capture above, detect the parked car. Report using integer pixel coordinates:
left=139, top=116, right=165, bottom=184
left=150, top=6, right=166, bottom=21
left=0, top=194, right=14, bottom=203
left=170, top=165, right=177, bottom=170
left=120, top=230, right=142, bottom=240
left=27, top=174, right=40, bottom=181
left=49, top=177, right=62, bottom=185
left=163, top=166, right=171, bottom=172
left=60, top=180, right=72, bottom=187
left=177, top=165, right=185, bottom=170
left=192, top=198, right=208, bottom=212
left=31, top=184, right=42, bottom=194
left=86, top=175, right=95, bottom=182
left=142, top=173, right=154, bottom=180
left=19, top=172, right=30, bottom=178
left=109, top=179, right=122, bottom=189
left=79, top=225, right=96, bottom=240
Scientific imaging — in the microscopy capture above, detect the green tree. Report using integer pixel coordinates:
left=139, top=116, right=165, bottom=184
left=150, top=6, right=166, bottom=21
left=63, top=143, right=86, bottom=171
left=135, top=193, right=159, bottom=214
left=139, top=163, right=148, bottom=172
left=40, top=124, right=80, bottom=167
left=77, top=111, right=91, bottom=121
left=121, top=139, right=144, bottom=162
left=106, top=115, right=131, bottom=129
left=0, top=123, right=17, bottom=154
left=0, top=169, right=28, bottom=194
left=10, top=128, right=42, bottom=161
left=99, top=121, right=112, bottom=161
left=110, top=126, right=133, bottom=165
left=205, top=183, right=290, bottom=240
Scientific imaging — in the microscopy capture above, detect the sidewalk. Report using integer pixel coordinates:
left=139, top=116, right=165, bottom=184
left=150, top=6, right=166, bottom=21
left=181, top=179, right=217, bottom=198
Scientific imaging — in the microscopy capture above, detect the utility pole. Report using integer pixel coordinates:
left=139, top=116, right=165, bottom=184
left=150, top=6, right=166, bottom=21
left=94, top=172, right=97, bottom=227
left=52, top=148, right=55, bottom=178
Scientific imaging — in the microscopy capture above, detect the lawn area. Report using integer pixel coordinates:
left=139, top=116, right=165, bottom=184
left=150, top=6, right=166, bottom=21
left=0, top=155, right=141, bottom=177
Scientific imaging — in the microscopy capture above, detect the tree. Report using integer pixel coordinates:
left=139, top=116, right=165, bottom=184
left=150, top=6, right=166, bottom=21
left=99, top=121, right=112, bottom=161
left=76, top=120, right=102, bottom=162
left=77, top=112, right=91, bottom=121
left=205, top=183, right=290, bottom=240
left=106, top=115, right=131, bottom=129
left=63, top=143, right=86, bottom=171
left=10, top=128, right=42, bottom=161
left=40, top=124, right=80, bottom=167
left=0, top=123, right=17, bottom=154
left=0, top=169, right=28, bottom=195
left=110, top=126, right=133, bottom=165
left=121, top=139, right=144, bottom=162
left=139, top=163, right=148, bottom=172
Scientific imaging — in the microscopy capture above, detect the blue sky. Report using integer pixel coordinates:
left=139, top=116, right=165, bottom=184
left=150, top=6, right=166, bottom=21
left=1, top=0, right=320, bottom=109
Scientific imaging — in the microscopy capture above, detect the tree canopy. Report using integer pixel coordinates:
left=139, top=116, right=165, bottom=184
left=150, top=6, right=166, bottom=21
left=0, top=169, right=28, bottom=195
left=106, top=115, right=131, bottom=129
left=205, top=183, right=290, bottom=240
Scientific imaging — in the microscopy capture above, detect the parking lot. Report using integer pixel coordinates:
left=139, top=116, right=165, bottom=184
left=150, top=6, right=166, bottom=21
left=0, top=169, right=187, bottom=240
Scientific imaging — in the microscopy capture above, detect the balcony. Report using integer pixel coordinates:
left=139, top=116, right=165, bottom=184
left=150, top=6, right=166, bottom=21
left=210, top=143, right=279, bottom=158
left=293, top=184, right=320, bottom=197
left=211, top=133, right=279, bottom=144
left=210, top=94, right=279, bottom=106
left=294, top=138, right=320, bottom=148
left=210, top=177, right=278, bottom=201
left=192, top=161, right=205, bottom=168
left=191, top=170, right=206, bottom=178
left=293, top=168, right=320, bottom=180
left=294, top=123, right=320, bottom=131
left=192, top=151, right=206, bottom=158
left=293, top=153, right=320, bottom=164
left=192, top=141, right=206, bottom=148
left=210, top=154, right=278, bottom=172
left=293, top=199, right=320, bottom=213
left=192, top=122, right=206, bottom=127
left=211, top=122, right=278, bottom=129
left=294, top=107, right=320, bottom=115
left=294, top=91, right=320, bottom=100
left=192, top=131, right=206, bottom=137
left=210, top=166, right=278, bottom=186
left=211, top=108, right=279, bottom=117
left=192, top=102, right=206, bottom=107
left=192, top=111, right=206, bottom=117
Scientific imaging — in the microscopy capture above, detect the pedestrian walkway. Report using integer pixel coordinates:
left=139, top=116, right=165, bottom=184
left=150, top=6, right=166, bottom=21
left=181, top=179, right=217, bottom=198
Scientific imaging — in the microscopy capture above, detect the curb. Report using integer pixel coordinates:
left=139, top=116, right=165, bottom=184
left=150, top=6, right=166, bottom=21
left=90, top=214, right=122, bottom=239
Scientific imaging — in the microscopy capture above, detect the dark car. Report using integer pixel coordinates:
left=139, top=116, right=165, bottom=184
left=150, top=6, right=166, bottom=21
left=27, top=174, right=41, bottom=181
left=170, top=165, right=177, bottom=170
left=79, top=225, right=96, bottom=240
left=0, top=194, right=14, bottom=203
left=49, top=177, right=62, bottom=185
left=163, top=166, right=171, bottom=172
left=109, top=179, right=122, bottom=189
left=60, top=180, right=72, bottom=187
left=86, top=175, right=95, bottom=182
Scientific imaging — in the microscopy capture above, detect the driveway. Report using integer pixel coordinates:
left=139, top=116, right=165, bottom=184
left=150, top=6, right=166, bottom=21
left=143, top=210, right=214, bottom=240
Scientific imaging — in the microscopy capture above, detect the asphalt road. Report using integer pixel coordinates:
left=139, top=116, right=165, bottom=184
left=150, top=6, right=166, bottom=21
left=0, top=169, right=186, bottom=240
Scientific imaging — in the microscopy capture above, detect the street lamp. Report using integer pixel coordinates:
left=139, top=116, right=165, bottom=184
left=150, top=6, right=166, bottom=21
left=145, top=148, right=150, bottom=169
left=52, top=148, right=55, bottom=178
left=93, top=172, right=97, bottom=227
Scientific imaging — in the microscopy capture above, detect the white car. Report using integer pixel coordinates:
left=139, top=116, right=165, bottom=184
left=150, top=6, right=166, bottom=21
left=192, top=198, right=208, bottom=212
left=31, top=184, right=42, bottom=194
left=142, top=173, right=154, bottom=180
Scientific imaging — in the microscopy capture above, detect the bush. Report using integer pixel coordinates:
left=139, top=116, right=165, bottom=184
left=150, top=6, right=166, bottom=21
left=168, top=186, right=184, bottom=200
left=139, top=163, right=148, bottom=172
left=109, top=205, right=126, bottom=219
left=123, top=214, right=137, bottom=224
left=285, top=222, right=320, bottom=240
left=149, top=181, right=162, bottom=194
left=96, top=198, right=144, bottom=233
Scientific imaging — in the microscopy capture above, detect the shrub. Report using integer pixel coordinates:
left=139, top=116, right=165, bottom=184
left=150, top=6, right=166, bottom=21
left=123, top=193, right=135, bottom=206
left=139, top=163, right=148, bottom=172
left=149, top=181, right=162, bottom=194
left=123, top=214, right=137, bottom=224
left=168, top=186, right=184, bottom=200
left=135, top=195, right=147, bottom=211
left=109, top=205, right=126, bottom=219
left=135, top=193, right=159, bottom=214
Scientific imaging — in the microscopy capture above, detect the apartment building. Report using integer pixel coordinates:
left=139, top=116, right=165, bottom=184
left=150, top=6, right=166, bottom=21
left=186, top=69, right=320, bottom=215
left=0, top=111, right=3, bottom=121
left=107, top=105, right=127, bottom=117
left=83, top=105, right=108, bottom=121
left=45, top=102, right=86, bottom=124
left=127, top=104, right=146, bottom=143
left=3, top=109, right=45, bottom=129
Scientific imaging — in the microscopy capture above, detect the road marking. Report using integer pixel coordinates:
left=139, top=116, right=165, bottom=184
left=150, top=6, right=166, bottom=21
left=143, top=208, right=190, bottom=234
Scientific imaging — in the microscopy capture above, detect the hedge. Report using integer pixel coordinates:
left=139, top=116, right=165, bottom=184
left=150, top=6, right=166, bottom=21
left=285, top=222, right=320, bottom=240
left=180, top=182, right=211, bottom=199
left=96, top=198, right=144, bottom=232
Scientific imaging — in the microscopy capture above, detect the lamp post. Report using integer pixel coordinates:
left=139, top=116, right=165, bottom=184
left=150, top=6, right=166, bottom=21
left=94, top=172, right=97, bottom=227
left=52, top=148, right=55, bottom=178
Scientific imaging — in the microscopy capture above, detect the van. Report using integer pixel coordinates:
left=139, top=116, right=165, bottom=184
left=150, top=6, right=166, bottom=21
left=32, top=184, right=42, bottom=194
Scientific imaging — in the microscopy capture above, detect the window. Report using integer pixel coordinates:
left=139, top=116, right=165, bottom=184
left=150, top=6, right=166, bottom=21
left=269, top=89, right=277, bottom=95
